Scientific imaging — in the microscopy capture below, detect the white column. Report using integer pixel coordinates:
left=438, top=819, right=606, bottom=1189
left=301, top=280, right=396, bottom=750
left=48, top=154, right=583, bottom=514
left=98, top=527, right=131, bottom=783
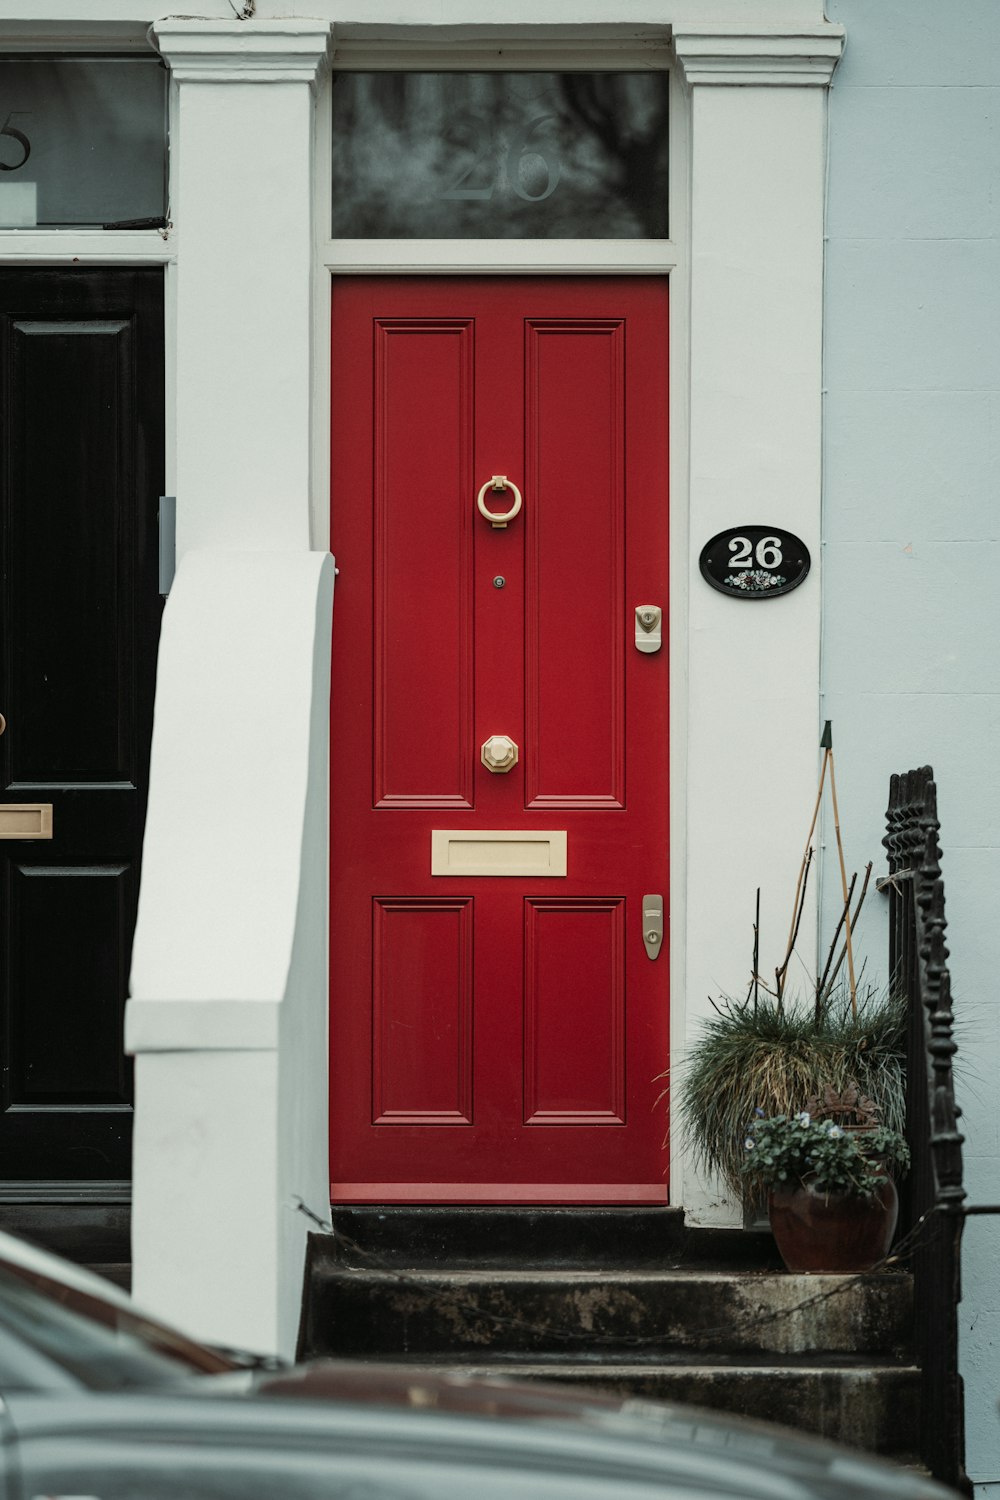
left=127, top=21, right=334, bottom=1359
left=672, top=26, right=844, bottom=1222
left=155, top=19, right=330, bottom=553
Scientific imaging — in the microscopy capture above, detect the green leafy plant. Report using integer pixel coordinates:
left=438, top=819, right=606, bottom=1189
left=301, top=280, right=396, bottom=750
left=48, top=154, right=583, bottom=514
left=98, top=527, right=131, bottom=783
left=742, top=1111, right=909, bottom=1198
left=678, top=985, right=906, bottom=1201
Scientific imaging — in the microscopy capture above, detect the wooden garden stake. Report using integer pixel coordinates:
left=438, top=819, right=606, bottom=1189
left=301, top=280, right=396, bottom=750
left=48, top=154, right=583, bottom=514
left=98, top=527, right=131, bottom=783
left=823, top=720, right=859, bottom=1019
left=776, top=730, right=829, bottom=999
left=751, top=886, right=760, bottom=1013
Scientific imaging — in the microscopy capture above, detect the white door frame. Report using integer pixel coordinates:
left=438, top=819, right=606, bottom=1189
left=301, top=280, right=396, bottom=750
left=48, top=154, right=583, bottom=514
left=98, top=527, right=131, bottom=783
left=317, top=20, right=843, bottom=1223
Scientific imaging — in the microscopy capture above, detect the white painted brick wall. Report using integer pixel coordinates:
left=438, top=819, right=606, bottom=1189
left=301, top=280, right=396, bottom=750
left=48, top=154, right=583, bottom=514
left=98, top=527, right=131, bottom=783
left=824, top=1, right=1000, bottom=1484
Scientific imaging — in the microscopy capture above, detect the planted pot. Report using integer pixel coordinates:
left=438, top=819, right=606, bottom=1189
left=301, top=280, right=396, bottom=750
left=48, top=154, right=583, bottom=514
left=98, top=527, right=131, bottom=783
left=768, top=1175, right=898, bottom=1273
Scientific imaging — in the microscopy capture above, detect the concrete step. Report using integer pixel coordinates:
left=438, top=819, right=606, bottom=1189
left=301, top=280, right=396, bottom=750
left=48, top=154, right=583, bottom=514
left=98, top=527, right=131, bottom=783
left=305, top=1267, right=912, bottom=1360
left=325, top=1207, right=781, bottom=1271
left=0, top=1200, right=130, bottom=1265
left=344, top=1358, right=920, bottom=1456
left=301, top=1210, right=919, bottom=1459
left=86, top=1262, right=132, bottom=1291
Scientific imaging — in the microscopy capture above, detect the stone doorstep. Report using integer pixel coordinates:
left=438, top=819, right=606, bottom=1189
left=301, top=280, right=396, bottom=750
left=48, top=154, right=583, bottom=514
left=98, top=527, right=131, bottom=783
left=324, top=1207, right=791, bottom=1272
left=0, top=1201, right=131, bottom=1266
left=302, top=1210, right=919, bottom=1460
left=384, top=1360, right=922, bottom=1458
left=86, top=1263, right=132, bottom=1291
left=304, top=1267, right=914, bottom=1359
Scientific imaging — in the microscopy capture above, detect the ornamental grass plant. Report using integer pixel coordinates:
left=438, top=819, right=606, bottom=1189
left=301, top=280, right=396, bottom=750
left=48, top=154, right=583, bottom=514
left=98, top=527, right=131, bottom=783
left=674, top=722, right=909, bottom=1207
left=679, top=985, right=906, bottom=1202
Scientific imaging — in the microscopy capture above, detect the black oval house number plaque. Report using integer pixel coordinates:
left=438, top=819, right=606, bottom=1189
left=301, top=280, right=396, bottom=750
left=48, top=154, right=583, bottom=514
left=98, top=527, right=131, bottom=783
left=699, top=525, right=811, bottom=600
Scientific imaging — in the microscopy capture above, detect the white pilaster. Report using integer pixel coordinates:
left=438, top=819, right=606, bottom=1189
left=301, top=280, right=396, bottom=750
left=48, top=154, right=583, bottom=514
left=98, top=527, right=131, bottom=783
left=129, top=19, right=334, bottom=1359
left=672, top=24, right=844, bottom=1222
left=154, top=19, right=331, bottom=553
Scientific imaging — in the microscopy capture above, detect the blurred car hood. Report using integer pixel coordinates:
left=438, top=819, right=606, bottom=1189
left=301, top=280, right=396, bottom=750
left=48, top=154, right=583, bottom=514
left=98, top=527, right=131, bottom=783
left=247, top=1360, right=948, bottom=1500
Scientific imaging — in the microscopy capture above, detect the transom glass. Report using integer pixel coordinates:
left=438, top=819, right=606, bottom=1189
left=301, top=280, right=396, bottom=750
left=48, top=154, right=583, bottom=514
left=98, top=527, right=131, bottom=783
left=0, top=58, right=167, bottom=228
left=331, top=72, right=668, bottom=239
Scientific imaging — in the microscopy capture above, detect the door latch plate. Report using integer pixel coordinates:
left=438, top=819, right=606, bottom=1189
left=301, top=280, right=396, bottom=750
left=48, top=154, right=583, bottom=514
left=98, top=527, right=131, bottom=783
left=642, top=894, right=664, bottom=960
left=635, top=604, right=662, bottom=653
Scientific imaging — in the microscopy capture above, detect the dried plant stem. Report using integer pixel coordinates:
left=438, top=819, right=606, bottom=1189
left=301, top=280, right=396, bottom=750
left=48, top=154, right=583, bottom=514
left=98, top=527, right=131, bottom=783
left=781, top=752, right=828, bottom=985
left=775, top=846, right=813, bottom=1002
left=815, top=870, right=857, bottom=1017
left=818, top=861, right=873, bottom=1008
left=827, top=748, right=858, bottom=1017
left=751, top=887, right=760, bottom=1012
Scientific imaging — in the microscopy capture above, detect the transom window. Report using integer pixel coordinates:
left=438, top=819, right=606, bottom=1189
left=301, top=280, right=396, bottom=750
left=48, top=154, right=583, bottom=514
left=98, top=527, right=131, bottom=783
left=331, top=72, right=668, bottom=240
left=0, top=57, right=167, bottom=229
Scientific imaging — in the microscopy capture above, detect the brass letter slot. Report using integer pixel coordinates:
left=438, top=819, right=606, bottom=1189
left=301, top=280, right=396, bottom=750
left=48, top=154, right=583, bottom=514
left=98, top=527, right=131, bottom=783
left=432, top=830, right=567, bottom=878
left=0, top=803, right=53, bottom=840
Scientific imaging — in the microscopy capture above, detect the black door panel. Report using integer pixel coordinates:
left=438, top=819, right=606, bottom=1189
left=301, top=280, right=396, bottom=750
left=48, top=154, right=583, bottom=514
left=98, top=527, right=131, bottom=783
left=0, top=269, right=164, bottom=1183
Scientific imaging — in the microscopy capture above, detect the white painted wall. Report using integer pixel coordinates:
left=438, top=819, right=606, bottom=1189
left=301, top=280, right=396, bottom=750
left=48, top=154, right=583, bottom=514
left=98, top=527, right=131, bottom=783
left=0, top=0, right=831, bottom=29
left=823, top=2, right=1000, bottom=1487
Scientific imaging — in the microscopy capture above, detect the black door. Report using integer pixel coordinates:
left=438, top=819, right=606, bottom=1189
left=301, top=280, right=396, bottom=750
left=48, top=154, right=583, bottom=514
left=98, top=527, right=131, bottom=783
left=0, top=269, right=164, bottom=1185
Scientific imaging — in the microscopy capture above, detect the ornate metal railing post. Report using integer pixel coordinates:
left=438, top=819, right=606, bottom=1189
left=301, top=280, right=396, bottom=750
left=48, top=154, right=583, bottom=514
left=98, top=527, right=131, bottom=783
left=884, top=769, right=969, bottom=1494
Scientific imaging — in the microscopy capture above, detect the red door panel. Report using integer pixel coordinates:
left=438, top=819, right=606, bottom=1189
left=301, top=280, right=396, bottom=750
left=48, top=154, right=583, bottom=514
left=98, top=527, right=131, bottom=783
left=330, top=277, right=668, bottom=1203
left=526, top=318, right=625, bottom=808
left=372, top=898, right=474, bottom=1125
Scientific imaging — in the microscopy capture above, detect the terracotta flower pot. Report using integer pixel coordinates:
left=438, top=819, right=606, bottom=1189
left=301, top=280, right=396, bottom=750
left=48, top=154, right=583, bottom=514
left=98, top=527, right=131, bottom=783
left=767, top=1175, right=899, bottom=1273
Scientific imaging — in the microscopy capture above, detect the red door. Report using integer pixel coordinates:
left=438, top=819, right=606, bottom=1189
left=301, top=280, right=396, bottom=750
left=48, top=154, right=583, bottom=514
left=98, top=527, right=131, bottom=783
left=330, top=277, right=668, bottom=1203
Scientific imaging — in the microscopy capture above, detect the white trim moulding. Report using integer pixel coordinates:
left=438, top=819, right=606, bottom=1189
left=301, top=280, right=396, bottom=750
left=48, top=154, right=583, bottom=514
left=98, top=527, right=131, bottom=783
left=0, top=230, right=176, bottom=263
left=326, top=239, right=677, bottom=275
left=152, top=18, right=332, bottom=87
left=671, top=26, right=845, bottom=87
left=331, top=38, right=672, bottom=72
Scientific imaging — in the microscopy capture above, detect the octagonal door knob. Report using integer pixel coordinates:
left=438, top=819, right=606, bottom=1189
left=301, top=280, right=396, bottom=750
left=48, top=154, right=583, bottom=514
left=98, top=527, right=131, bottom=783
left=481, top=734, right=518, bottom=774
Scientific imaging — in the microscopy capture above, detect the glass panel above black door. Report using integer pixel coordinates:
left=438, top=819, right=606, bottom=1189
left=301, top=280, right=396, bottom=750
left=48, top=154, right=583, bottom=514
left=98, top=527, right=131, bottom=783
left=331, top=73, right=668, bottom=239
left=0, top=58, right=167, bottom=228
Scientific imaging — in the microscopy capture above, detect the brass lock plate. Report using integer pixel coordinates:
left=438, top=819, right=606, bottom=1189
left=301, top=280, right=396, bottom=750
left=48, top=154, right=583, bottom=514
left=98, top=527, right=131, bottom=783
left=635, top=605, right=662, bottom=654
left=642, top=894, right=664, bottom=960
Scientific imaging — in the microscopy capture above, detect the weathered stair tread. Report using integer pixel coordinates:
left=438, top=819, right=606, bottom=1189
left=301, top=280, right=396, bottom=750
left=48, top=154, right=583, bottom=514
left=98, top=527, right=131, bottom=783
left=307, top=1267, right=913, bottom=1358
left=352, top=1357, right=920, bottom=1374
left=352, top=1360, right=921, bottom=1455
left=301, top=1212, right=919, bottom=1459
left=323, top=1267, right=908, bottom=1283
left=323, top=1208, right=779, bottom=1271
left=85, top=1262, right=132, bottom=1291
left=335, top=1351, right=917, bottom=1372
left=0, top=1201, right=130, bottom=1266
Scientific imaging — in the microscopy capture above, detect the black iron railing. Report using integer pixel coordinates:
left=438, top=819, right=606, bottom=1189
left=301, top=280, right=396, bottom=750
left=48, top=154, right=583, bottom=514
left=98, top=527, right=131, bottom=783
left=883, top=768, right=970, bottom=1494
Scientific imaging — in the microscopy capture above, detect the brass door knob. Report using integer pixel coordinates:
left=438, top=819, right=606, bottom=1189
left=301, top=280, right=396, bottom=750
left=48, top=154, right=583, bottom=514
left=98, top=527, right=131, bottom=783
left=481, top=734, right=518, bottom=773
